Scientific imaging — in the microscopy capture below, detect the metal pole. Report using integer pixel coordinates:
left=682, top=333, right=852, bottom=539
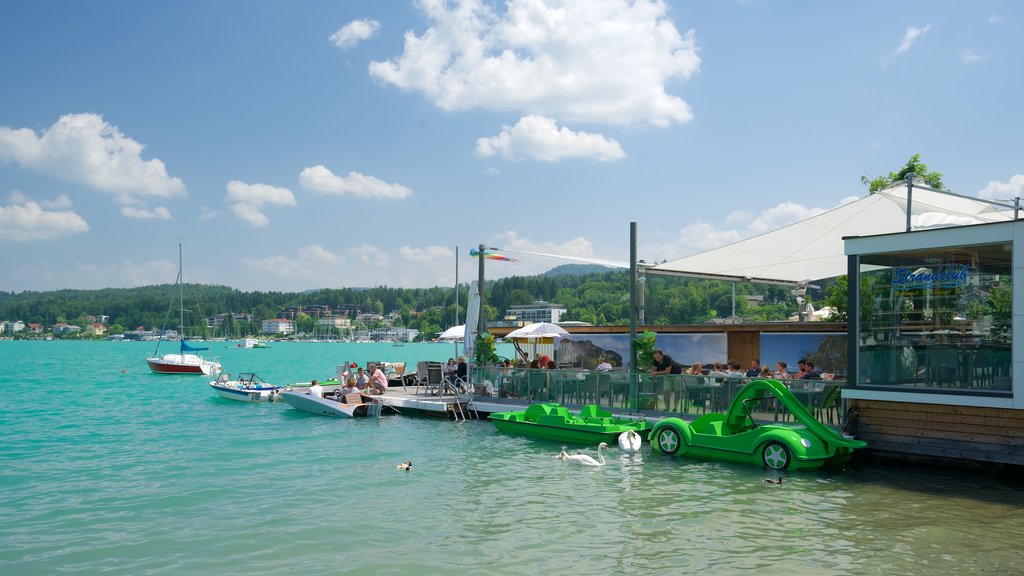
left=477, top=243, right=486, bottom=336
left=454, top=245, right=459, bottom=356
left=626, top=220, right=634, bottom=403
left=905, top=172, right=915, bottom=232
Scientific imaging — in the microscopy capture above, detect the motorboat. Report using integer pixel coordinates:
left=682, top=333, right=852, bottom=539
left=282, top=389, right=394, bottom=418
left=650, top=379, right=867, bottom=471
left=489, top=403, right=650, bottom=445
left=209, top=373, right=283, bottom=402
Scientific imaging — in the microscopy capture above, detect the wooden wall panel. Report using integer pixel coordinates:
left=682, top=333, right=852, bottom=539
left=850, top=399, right=1024, bottom=465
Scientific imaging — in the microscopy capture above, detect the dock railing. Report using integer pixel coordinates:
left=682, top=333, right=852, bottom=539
left=473, top=366, right=847, bottom=424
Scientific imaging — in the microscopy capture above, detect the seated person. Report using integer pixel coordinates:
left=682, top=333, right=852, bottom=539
left=455, top=356, right=468, bottom=381
left=801, top=361, right=822, bottom=380
left=308, top=379, right=323, bottom=398
left=474, top=378, right=494, bottom=396
left=444, top=358, right=458, bottom=379
left=596, top=356, right=613, bottom=372
left=339, top=377, right=360, bottom=396
left=773, top=361, right=789, bottom=379
left=355, top=367, right=370, bottom=388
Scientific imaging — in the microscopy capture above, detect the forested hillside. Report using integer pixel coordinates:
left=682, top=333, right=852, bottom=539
left=0, top=269, right=801, bottom=338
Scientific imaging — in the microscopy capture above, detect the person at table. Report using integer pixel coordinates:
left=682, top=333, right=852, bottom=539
left=774, top=361, right=789, bottom=379
left=793, top=359, right=807, bottom=379
left=444, top=358, right=458, bottom=379
left=308, top=379, right=323, bottom=398
left=368, top=363, right=388, bottom=394
left=726, top=360, right=745, bottom=378
left=801, top=361, right=822, bottom=380
left=455, top=356, right=469, bottom=382
left=745, top=358, right=762, bottom=377
left=759, top=366, right=772, bottom=378
left=537, top=354, right=552, bottom=368
left=596, top=356, right=613, bottom=372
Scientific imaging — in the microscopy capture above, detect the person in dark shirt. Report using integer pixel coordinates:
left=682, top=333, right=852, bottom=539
left=745, top=358, right=761, bottom=378
left=801, top=360, right=822, bottom=380
left=650, top=349, right=683, bottom=410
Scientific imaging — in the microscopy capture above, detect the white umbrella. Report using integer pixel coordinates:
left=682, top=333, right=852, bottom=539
left=438, top=325, right=465, bottom=340
left=504, top=322, right=570, bottom=340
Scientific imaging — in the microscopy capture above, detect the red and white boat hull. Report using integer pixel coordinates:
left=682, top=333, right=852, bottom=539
left=147, top=354, right=222, bottom=376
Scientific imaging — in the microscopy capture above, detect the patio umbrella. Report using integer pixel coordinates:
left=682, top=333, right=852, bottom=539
left=438, top=325, right=465, bottom=340
left=505, top=322, right=571, bottom=364
left=504, top=322, right=570, bottom=341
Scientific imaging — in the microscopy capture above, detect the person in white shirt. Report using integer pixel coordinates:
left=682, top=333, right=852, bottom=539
left=308, top=379, right=323, bottom=398
left=595, top=356, right=613, bottom=372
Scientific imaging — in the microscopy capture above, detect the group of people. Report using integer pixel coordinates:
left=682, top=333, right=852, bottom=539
left=306, top=362, right=390, bottom=400
left=650, top=352, right=824, bottom=382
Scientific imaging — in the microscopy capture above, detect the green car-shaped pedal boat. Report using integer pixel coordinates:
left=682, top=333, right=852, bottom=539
left=651, top=379, right=867, bottom=470
left=489, top=403, right=650, bottom=445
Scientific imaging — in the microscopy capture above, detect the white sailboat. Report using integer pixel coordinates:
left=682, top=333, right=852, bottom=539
left=146, top=244, right=222, bottom=376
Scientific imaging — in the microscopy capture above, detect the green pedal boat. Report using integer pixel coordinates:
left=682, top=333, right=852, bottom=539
left=489, top=403, right=650, bottom=445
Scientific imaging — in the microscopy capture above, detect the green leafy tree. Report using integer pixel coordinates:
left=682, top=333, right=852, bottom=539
left=861, top=153, right=946, bottom=193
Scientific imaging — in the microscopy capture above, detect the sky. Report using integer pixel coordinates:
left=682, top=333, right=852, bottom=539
left=1, top=0, right=1022, bottom=293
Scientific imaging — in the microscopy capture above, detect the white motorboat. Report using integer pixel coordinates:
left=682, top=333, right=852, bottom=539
left=282, top=390, right=391, bottom=418
left=209, top=373, right=283, bottom=402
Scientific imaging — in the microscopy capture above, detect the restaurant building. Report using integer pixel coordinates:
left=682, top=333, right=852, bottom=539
left=843, top=220, right=1023, bottom=466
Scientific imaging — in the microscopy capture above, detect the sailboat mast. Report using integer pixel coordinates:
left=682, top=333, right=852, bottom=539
left=178, top=242, right=184, bottom=344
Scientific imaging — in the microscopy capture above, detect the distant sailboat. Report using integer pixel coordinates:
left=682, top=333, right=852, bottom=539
left=146, top=244, right=222, bottom=376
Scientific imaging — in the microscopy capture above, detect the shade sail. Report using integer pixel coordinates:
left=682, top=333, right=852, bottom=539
left=647, top=181, right=1017, bottom=285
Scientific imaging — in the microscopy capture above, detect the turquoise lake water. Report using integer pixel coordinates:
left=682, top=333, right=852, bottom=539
left=1, top=340, right=1022, bottom=575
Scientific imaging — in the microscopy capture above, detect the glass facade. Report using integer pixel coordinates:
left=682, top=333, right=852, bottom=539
left=856, top=241, right=1012, bottom=394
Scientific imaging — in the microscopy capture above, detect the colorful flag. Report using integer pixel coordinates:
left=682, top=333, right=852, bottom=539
left=469, top=248, right=518, bottom=264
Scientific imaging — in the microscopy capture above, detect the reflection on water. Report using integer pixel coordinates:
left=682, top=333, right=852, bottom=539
left=1, top=342, right=1022, bottom=575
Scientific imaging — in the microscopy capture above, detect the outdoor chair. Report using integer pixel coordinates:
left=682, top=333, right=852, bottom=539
left=417, top=362, right=445, bottom=395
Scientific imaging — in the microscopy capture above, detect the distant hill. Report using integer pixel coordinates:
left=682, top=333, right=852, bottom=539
left=543, top=264, right=616, bottom=277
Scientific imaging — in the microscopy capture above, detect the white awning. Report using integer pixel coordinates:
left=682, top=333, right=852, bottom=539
left=646, top=181, right=1018, bottom=285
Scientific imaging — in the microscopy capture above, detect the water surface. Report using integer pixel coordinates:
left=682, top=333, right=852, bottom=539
left=1, top=341, right=1021, bottom=575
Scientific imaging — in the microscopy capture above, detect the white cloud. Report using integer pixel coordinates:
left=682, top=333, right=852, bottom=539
left=0, top=113, right=186, bottom=204
left=226, top=180, right=296, bottom=227
left=120, top=206, right=172, bottom=219
left=0, top=196, right=90, bottom=241
left=329, top=19, right=380, bottom=49
left=894, top=24, right=931, bottom=54
left=978, top=174, right=1024, bottom=201
left=369, top=0, right=700, bottom=126
left=475, top=115, right=625, bottom=161
left=298, top=165, right=412, bottom=199
left=41, top=193, right=74, bottom=209
left=959, top=49, right=989, bottom=64
left=1, top=258, right=179, bottom=291
left=244, top=243, right=445, bottom=289
left=988, top=14, right=1003, bottom=24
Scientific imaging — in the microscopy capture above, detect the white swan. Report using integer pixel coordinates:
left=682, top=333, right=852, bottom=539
left=618, top=430, right=642, bottom=454
left=562, top=442, right=608, bottom=466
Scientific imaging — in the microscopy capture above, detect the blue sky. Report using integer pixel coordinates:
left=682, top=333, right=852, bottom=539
left=1, top=1, right=1021, bottom=292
